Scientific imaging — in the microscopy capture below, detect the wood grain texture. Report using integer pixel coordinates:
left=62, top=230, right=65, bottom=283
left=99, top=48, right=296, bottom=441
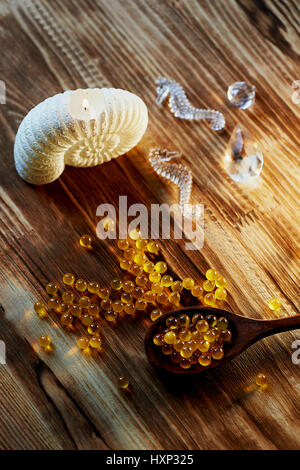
left=0, top=0, right=299, bottom=450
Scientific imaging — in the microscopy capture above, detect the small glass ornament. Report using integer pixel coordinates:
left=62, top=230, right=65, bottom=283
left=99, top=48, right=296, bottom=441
left=224, top=125, right=263, bottom=182
left=227, top=81, right=256, bottom=109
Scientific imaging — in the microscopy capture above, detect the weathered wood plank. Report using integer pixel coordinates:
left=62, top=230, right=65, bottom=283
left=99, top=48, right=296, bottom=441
left=0, top=0, right=299, bottom=450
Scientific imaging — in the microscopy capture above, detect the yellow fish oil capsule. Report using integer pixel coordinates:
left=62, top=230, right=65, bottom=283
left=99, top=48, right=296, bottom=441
left=61, top=313, right=73, bottom=326
left=123, top=280, right=134, bottom=293
left=62, top=273, right=75, bottom=286
left=77, top=337, right=89, bottom=350
left=87, top=281, right=100, bottom=294
left=46, top=282, right=58, bottom=295
left=78, top=296, right=91, bottom=309
left=117, top=239, right=130, bottom=250
left=110, top=279, right=123, bottom=291
left=182, top=278, right=194, bottom=290
left=80, top=234, right=92, bottom=249
left=256, top=373, right=267, bottom=387
left=89, top=336, right=102, bottom=349
left=34, top=301, right=47, bottom=319
left=150, top=309, right=163, bottom=321
left=118, top=376, right=130, bottom=389
left=75, top=279, right=87, bottom=292
left=154, top=261, right=167, bottom=274
left=161, top=275, right=173, bottom=287
left=39, top=334, right=52, bottom=348
left=268, top=298, right=281, bottom=311
left=62, top=291, right=75, bottom=304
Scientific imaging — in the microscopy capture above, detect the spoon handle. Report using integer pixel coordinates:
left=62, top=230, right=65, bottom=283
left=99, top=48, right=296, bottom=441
left=252, top=314, right=300, bottom=341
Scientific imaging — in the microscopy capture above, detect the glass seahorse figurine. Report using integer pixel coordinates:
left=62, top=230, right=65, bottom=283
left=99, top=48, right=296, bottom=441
left=149, top=148, right=201, bottom=219
left=155, top=77, right=225, bottom=131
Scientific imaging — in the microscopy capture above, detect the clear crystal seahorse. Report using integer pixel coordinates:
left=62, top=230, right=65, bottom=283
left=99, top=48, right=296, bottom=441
left=149, top=148, right=201, bottom=219
left=156, top=77, right=225, bottom=131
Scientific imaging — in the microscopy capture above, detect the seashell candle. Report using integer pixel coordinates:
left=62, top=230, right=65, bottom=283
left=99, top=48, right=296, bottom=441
left=14, top=88, right=148, bottom=184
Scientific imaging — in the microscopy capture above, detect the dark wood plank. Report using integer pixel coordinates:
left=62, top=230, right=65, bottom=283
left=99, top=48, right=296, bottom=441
left=0, top=0, right=299, bottom=450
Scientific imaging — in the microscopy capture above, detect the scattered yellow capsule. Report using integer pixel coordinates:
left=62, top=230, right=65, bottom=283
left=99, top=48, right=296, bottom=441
left=88, top=304, right=100, bottom=316
left=123, top=280, right=134, bottom=293
left=118, top=376, right=130, bottom=389
left=111, top=278, right=123, bottom=290
left=134, top=252, right=147, bottom=266
left=62, top=273, right=75, bottom=286
left=46, top=282, right=58, bottom=295
left=256, top=373, right=267, bottom=387
left=89, top=336, right=102, bottom=349
left=143, top=261, right=155, bottom=273
left=98, top=287, right=110, bottom=299
left=75, top=279, right=87, bottom=292
left=203, top=280, right=215, bottom=292
left=215, top=275, right=227, bottom=288
left=206, top=269, right=217, bottom=281
left=191, top=285, right=203, bottom=297
left=34, top=301, right=47, bottom=319
left=133, top=287, right=144, bottom=299
left=153, top=333, right=164, bottom=346
left=204, top=293, right=215, bottom=306
left=135, top=299, right=147, bottom=311
left=129, top=228, right=141, bottom=240
left=123, top=303, right=136, bottom=315
left=151, top=282, right=163, bottom=294
left=182, top=278, right=194, bottom=290
left=120, top=259, right=132, bottom=271
left=135, top=274, right=148, bottom=287
left=78, top=296, right=91, bottom=309
left=199, top=354, right=211, bottom=367
left=130, top=263, right=143, bottom=277
left=87, top=281, right=100, bottom=294
left=80, top=234, right=92, bottom=249
left=112, top=300, right=124, bottom=313
left=117, top=239, right=130, bottom=250
left=171, top=280, right=183, bottom=292
left=104, top=310, right=118, bottom=322
left=156, top=292, right=168, bottom=305
left=169, top=292, right=180, bottom=305
left=48, top=298, right=60, bottom=312
left=150, top=308, right=163, bottom=321
left=39, top=334, right=52, bottom=348
left=121, top=292, right=133, bottom=303
left=155, top=261, right=167, bottom=274
left=101, top=299, right=113, bottom=311
left=61, top=312, right=73, bottom=326
left=161, top=275, right=173, bottom=287
left=268, top=298, right=281, bottom=311
left=77, top=337, right=89, bottom=350
left=136, top=239, right=148, bottom=250
left=146, top=241, right=159, bottom=254
left=215, top=287, right=227, bottom=301
left=149, top=271, right=161, bottom=283
left=144, top=291, right=156, bottom=303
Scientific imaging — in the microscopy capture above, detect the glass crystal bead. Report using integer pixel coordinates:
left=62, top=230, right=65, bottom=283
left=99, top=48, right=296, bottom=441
left=224, top=125, right=263, bottom=182
left=227, top=81, right=256, bottom=109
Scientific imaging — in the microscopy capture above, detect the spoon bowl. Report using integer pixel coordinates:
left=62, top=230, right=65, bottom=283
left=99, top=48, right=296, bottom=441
left=145, top=306, right=300, bottom=375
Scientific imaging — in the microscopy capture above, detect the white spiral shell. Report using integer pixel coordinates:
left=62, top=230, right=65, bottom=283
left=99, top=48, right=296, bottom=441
left=14, top=88, right=148, bottom=184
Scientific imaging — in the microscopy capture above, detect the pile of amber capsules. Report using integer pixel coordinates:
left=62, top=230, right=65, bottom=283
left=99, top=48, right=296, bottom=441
left=33, top=230, right=229, bottom=356
left=116, top=229, right=228, bottom=323
left=153, top=312, right=232, bottom=370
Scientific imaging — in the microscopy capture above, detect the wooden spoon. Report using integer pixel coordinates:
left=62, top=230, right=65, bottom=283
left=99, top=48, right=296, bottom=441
left=145, top=306, right=300, bottom=375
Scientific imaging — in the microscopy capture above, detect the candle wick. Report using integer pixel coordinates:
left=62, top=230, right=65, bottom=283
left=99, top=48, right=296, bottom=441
left=82, top=99, right=89, bottom=111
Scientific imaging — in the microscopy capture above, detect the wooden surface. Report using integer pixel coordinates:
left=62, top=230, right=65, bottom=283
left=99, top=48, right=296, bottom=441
left=0, top=0, right=299, bottom=450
